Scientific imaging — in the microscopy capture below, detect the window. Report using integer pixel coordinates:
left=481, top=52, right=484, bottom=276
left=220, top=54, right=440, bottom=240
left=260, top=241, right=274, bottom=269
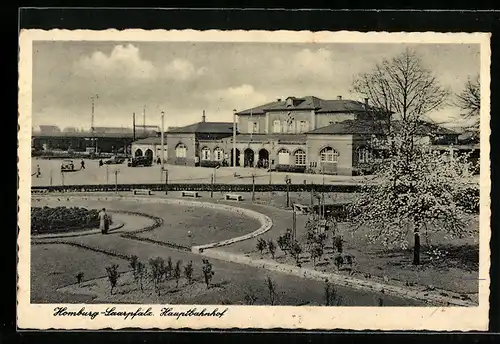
left=299, top=121, right=309, bottom=133
left=273, top=120, right=281, bottom=133
left=175, top=143, right=187, bottom=158
left=320, top=147, right=339, bottom=163
left=287, top=120, right=295, bottom=133
left=358, top=147, right=372, bottom=163
left=214, top=147, right=223, bottom=161
left=294, top=149, right=306, bottom=166
left=201, top=147, right=210, bottom=160
left=248, top=121, right=259, bottom=133
left=278, top=148, right=290, bottom=165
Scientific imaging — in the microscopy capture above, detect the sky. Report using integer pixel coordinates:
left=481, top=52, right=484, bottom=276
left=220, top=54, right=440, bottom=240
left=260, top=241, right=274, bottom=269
left=32, top=41, right=480, bottom=130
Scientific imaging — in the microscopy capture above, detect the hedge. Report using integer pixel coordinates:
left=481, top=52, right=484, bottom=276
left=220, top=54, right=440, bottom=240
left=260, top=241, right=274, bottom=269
left=199, top=160, right=221, bottom=168
left=275, top=165, right=306, bottom=173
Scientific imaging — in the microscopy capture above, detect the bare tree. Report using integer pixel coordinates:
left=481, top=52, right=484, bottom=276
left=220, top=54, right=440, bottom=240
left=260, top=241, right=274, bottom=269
left=456, top=74, right=480, bottom=135
left=350, top=48, right=476, bottom=265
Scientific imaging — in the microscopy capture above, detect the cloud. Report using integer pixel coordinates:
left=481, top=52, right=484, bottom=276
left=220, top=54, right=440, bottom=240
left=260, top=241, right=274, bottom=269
left=272, top=48, right=336, bottom=79
left=202, top=84, right=269, bottom=110
left=75, top=44, right=156, bottom=80
left=163, top=59, right=207, bottom=81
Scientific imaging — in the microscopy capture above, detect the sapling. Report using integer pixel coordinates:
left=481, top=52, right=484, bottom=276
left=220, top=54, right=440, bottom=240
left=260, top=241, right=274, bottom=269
left=311, top=243, right=324, bottom=267
left=129, top=255, right=139, bottom=271
left=184, top=261, right=194, bottom=284
left=265, top=276, right=277, bottom=306
left=267, top=239, right=276, bottom=259
left=149, top=257, right=165, bottom=296
left=290, top=240, right=303, bottom=266
left=334, top=255, right=344, bottom=270
left=202, top=259, right=215, bottom=289
left=105, top=264, right=120, bottom=295
left=256, top=238, right=267, bottom=256
left=165, top=256, right=173, bottom=280
left=244, top=288, right=258, bottom=305
left=135, top=261, right=146, bottom=292
left=174, top=260, right=182, bottom=288
left=75, top=272, right=84, bottom=286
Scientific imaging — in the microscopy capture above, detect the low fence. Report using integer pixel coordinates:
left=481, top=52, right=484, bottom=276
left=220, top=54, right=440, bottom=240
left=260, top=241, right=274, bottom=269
left=31, top=183, right=362, bottom=193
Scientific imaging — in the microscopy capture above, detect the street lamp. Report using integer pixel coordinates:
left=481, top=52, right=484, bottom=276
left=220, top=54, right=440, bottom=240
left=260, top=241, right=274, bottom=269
left=90, top=94, right=99, bottom=155
left=161, top=111, right=165, bottom=171
left=285, top=175, right=291, bottom=208
left=232, top=109, right=237, bottom=167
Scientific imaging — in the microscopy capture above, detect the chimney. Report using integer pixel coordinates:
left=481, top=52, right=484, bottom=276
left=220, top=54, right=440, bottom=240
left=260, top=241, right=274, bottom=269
left=202, top=110, right=206, bottom=123
left=337, top=95, right=342, bottom=100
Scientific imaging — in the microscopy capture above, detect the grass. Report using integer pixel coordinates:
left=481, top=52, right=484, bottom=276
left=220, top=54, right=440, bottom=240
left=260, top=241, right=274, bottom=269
left=245, top=216, right=480, bottom=297
left=31, top=241, right=423, bottom=306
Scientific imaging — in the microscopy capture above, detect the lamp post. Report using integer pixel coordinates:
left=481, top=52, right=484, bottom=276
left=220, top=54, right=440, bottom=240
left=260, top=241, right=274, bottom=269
left=114, top=169, right=120, bottom=194
left=90, top=94, right=99, bottom=155
left=285, top=175, right=291, bottom=208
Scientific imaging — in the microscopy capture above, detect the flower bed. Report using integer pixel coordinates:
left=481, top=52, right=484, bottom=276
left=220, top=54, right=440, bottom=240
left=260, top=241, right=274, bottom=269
left=31, top=206, right=112, bottom=234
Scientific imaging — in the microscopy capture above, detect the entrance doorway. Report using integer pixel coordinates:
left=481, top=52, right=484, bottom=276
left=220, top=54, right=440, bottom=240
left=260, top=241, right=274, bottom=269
left=230, top=148, right=240, bottom=167
left=258, top=149, right=269, bottom=168
left=244, top=148, right=255, bottom=167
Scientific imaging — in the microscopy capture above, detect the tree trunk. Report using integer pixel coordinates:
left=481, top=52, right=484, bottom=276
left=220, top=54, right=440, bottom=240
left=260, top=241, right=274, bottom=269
left=413, top=231, right=421, bottom=265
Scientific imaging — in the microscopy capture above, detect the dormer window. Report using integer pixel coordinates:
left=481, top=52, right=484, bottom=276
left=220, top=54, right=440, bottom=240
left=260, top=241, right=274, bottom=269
left=286, top=98, right=294, bottom=107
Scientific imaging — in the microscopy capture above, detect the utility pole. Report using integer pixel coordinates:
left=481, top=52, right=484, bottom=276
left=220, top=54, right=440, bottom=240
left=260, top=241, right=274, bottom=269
left=106, top=165, right=109, bottom=184
left=292, top=206, right=297, bottom=241
left=132, top=112, right=136, bottom=142
left=322, top=164, right=325, bottom=219
left=285, top=175, right=291, bottom=208
left=232, top=109, right=237, bottom=167
left=143, top=105, right=146, bottom=134
left=90, top=94, right=99, bottom=156
left=161, top=111, right=165, bottom=170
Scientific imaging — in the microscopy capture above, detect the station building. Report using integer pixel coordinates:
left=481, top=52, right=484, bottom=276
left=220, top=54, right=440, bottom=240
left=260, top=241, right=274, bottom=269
left=131, top=95, right=464, bottom=175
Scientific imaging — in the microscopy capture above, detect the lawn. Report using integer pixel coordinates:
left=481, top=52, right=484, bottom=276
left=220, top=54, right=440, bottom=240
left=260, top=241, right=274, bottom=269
left=31, top=240, right=423, bottom=306
left=242, top=215, right=480, bottom=301
left=133, top=203, right=261, bottom=247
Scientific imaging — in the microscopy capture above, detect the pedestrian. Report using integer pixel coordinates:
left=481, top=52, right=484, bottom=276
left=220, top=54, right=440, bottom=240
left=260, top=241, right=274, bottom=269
left=81, top=160, right=85, bottom=170
left=99, top=208, right=109, bottom=234
left=99, top=159, right=103, bottom=167
left=157, top=157, right=161, bottom=165
left=36, top=164, right=41, bottom=178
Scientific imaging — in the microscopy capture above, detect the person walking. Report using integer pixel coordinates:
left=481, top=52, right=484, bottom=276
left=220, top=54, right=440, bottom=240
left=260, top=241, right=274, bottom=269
left=81, top=160, right=86, bottom=170
left=99, top=208, right=109, bottom=234
left=99, top=159, right=103, bottom=167
left=36, top=164, right=41, bottom=178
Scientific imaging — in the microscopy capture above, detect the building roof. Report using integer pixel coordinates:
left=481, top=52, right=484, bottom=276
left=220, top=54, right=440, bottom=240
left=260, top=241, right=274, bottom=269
left=306, top=120, right=458, bottom=136
left=132, top=137, right=163, bottom=145
left=32, top=131, right=152, bottom=139
left=236, top=96, right=378, bottom=115
left=168, top=121, right=234, bottom=134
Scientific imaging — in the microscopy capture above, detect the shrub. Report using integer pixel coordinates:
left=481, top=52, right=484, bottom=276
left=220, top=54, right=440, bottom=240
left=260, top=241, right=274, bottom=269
left=31, top=206, right=103, bottom=234
left=275, top=165, right=306, bottom=173
left=200, top=160, right=221, bottom=168
left=324, top=280, right=342, bottom=306
left=149, top=257, right=165, bottom=296
left=184, top=261, right=194, bottom=284
left=290, top=240, right=303, bottom=266
left=267, top=240, right=276, bottom=259
left=164, top=257, right=173, bottom=280
left=332, top=235, right=344, bottom=254
left=129, top=255, right=139, bottom=271
left=174, top=260, right=182, bottom=288
left=266, top=276, right=277, bottom=305
left=311, top=243, right=324, bottom=266
left=334, top=255, right=344, bottom=270
left=105, top=264, right=120, bottom=295
left=135, top=261, right=146, bottom=292
left=244, top=288, right=258, bottom=305
left=256, top=238, right=267, bottom=256
left=202, top=259, right=215, bottom=289
left=75, top=272, right=84, bottom=285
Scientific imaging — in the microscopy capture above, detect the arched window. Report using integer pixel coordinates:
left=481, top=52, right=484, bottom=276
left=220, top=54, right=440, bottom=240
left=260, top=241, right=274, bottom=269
left=273, top=120, right=281, bottom=133
left=294, top=149, right=306, bottom=166
left=320, top=147, right=339, bottom=163
left=277, top=148, right=290, bottom=165
left=175, top=143, right=187, bottom=158
left=201, top=146, right=211, bottom=160
left=214, top=147, right=223, bottom=161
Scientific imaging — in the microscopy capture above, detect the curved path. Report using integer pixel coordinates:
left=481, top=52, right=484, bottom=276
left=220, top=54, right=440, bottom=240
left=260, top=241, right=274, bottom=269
left=29, top=193, right=472, bottom=306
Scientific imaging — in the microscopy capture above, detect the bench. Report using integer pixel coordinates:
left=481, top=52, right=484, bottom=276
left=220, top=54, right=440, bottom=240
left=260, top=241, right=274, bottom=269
left=293, top=203, right=311, bottom=214
left=32, top=188, right=49, bottom=194
left=225, top=193, right=243, bottom=201
left=133, top=189, right=152, bottom=195
left=181, top=191, right=199, bottom=198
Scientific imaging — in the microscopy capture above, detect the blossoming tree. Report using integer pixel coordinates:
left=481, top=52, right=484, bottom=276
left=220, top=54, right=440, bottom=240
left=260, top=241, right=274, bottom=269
left=351, top=48, right=478, bottom=265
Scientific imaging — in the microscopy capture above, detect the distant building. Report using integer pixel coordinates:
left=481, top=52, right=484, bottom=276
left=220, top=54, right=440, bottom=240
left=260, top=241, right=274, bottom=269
left=38, top=125, right=61, bottom=133
left=130, top=95, right=469, bottom=175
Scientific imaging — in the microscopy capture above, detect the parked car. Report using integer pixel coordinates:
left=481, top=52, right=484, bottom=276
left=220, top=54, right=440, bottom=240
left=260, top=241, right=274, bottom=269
left=104, top=156, right=125, bottom=165
left=60, top=159, right=76, bottom=172
left=128, top=156, right=153, bottom=167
